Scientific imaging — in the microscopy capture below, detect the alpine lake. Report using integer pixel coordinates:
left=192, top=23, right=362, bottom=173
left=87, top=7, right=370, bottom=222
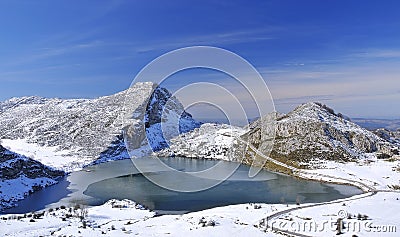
left=4, top=157, right=363, bottom=215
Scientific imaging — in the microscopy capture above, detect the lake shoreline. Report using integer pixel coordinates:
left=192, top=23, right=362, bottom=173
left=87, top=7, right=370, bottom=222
left=1, top=156, right=364, bottom=215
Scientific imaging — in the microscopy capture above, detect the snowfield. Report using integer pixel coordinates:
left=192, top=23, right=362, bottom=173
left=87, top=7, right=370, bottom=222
left=1, top=192, right=399, bottom=237
left=265, top=192, right=400, bottom=237
left=299, top=156, right=400, bottom=191
left=0, top=199, right=274, bottom=237
left=1, top=138, right=86, bottom=172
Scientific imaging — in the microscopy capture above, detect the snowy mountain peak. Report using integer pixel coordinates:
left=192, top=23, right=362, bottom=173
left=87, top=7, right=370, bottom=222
left=0, top=82, right=200, bottom=171
left=250, top=102, right=398, bottom=168
left=289, top=102, right=349, bottom=121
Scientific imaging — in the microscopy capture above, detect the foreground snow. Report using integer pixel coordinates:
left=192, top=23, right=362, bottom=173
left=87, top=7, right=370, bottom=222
left=265, top=192, right=400, bottom=236
left=1, top=192, right=399, bottom=237
left=0, top=199, right=276, bottom=237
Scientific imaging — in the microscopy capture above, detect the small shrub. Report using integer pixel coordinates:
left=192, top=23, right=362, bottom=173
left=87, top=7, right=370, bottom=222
left=74, top=204, right=80, bottom=210
left=377, top=153, right=391, bottom=159
left=206, top=220, right=216, bottom=227
left=389, top=184, right=400, bottom=190
left=198, top=217, right=206, bottom=226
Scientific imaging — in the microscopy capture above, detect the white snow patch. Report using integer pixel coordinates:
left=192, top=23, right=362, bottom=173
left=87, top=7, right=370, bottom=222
left=301, top=157, right=400, bottom=190
left=1, top=139, right=91, bottom=172
left=0, top=176, right=57, bottom=210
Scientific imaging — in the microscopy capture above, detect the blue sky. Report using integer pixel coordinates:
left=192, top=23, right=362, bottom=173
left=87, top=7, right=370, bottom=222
left=1, top=0, right=399, bottom=119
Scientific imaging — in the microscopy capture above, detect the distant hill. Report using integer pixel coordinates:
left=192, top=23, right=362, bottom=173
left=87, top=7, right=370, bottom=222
left=352, top=118, right=400, bottom=131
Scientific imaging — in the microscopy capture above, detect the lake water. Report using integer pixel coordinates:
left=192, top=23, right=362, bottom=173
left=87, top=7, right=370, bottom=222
left=3, top=157, right=363, bottom=214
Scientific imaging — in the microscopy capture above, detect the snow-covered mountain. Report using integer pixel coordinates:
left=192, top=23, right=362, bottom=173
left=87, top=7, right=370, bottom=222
left=0, top=145, right=64, bottom=210
left=157, top=102, right=399, bottom=170
left=258, top=102, right=397, bottom=167
left=0, top=82, right=200, bottom=171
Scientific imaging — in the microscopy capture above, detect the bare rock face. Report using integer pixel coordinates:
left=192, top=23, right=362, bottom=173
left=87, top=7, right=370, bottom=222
left=141, top=86, right=201, bottom=152
left=0, top=82, right=200, bottom=170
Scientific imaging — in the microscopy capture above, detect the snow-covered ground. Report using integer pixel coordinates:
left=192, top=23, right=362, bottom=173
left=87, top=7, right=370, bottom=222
left=0, top=145, right=64, bottom=210
left=266, top=192, right=400, bottom=237
left=0, top=176, right=58, bottom=210
left=1, top=139, right=86, bottom=172
left=1, top=192, right=399, bottom=237
left=0, top=199, right=275, bottom=237
left=298, top=155, right=400, bottom=191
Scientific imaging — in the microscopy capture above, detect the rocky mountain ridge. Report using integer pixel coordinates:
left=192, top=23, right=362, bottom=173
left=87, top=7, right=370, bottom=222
left=254, top=102, right=397, bottom=167
left=157, top=102, right=399, bottom=171
left=0, top=82, right=200, bottom=171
